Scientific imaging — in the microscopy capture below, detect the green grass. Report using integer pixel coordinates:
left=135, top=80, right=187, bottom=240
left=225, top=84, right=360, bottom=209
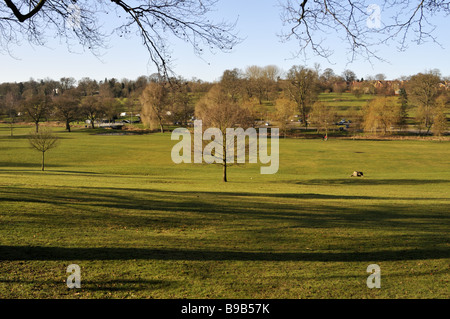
left=319, top=92, right=375, bottom=113
left=0, top=124, right=449, bottom=299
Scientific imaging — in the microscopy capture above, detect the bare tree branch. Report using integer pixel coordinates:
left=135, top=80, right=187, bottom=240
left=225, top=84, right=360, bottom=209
left=4, top=0, right=47, bottom=22
left=0, top=0, right=240, bottom=79
left=279, top=0, right=450, bottom=63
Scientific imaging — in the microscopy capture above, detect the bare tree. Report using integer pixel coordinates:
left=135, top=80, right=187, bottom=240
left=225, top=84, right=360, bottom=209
left=398, top=88, right=409, bottom=131
left=195, top=84, right=254, bottom=182
left=53, top=89, right=81, bottom=132
left=275, top=97, right=296, bottom=138
left=342, top=69, right=357, bottom=84
left=245, top=66, right=266, bottom=105
left=140, top=81, right=170, bottom=133
left=363, top=96, right=402, bottom=135
left=0, top=0, right=240, bottom=78
left=28, top=127, right=59, bottom=171
left=279, top=1, right=450, bottom=63
left=3, top=91, right=19, bottom=136
left=77, top=77, right=99, bottom=97
left=407, top=71, right=442, bottom=135
left=310, top=101, right=338, bottom=137
left=80, top=95, right=104, bottom=129
left=101, top=96, right=122, bottom=123
left=375, top=73, right=387, bottom=81
left=21, top=92, right=52, bottom=132
left=432, top=95, right=449, bottom=137
left=59, top=77, right=77, bottom=94
left=318, top=67, right=337, bottom=92
left=123, top=93, right=141, bottom=125
left=220, top=69, right=244, bottom=102
left=170, top=80, right=194, bottom=126
left=284, top=65, right=319, bottom=129
left=244, top=65, right=281, bottom=104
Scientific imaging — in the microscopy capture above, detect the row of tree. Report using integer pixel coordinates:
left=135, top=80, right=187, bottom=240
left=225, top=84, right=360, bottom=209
left=305, top=70, right=449, bottom=137
left=0, top=75, right=203, bottom=134
left=140, top=67, right=448, bottom=137
left=0, top=67, right=448, bottom=136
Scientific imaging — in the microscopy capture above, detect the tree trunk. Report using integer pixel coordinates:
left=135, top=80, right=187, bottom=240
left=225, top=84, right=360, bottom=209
left=222, top=140, right=227, bottom=182
left=223, top=162, right=227, bottom=182
left=159, top=117, right=164, bottom=133
left=42, top=151, right=45, bottom=171
left=35, top=122, right=39, bottom=133
left=91, top=118, right=95, bottom=129
left=301, top=112, right=308, bottom=130
left=66, top=120, right=71, bottom=132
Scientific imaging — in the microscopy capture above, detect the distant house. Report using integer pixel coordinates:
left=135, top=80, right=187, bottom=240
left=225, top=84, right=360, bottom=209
left=350, top=81, right=363, bottom=89
left=439, top=81, right=449, bottom=90
left=374, top=80, right=384, bottom=89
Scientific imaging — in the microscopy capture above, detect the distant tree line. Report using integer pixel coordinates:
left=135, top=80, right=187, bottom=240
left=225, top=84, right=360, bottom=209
left=0, top=74, right=211, bottom=134
left=0, top=67, right=449, bottom=137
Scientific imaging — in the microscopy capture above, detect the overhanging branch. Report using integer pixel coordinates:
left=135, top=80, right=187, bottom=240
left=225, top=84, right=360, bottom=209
left=4, top=0, right=47, bottom=22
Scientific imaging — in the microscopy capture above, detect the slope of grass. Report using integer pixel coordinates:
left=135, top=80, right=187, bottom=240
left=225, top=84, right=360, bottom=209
left=0, top=124, right=449, bottom=298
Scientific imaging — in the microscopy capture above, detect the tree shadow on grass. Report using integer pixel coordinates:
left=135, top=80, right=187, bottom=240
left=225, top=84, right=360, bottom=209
left=0, top=135, right=33, bottom=140
left=0, top=135, right=72, bottom=140
left=83, top=279, right=179, bottom=292
left=0, top=165, right=104, bottom=175
left=0, top=245, right=447, bottom=262
left=0, top=278, right=179, bottom=292
left=1, top=185, right=448, bottom=232
left=291, top=179, right=450, bottom=186
left=71, top=184, right=449, bottom=201
left=0, top=162, right=65, bottom=169
left=1, top=184, right=448, bottom=265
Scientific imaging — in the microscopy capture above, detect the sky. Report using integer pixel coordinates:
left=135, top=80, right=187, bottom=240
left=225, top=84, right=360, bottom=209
left=0, top=0, right=449, bottom=84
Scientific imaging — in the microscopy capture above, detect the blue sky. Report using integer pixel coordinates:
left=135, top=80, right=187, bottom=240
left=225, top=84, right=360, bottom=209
left=0, top=0, right=449, bottom=83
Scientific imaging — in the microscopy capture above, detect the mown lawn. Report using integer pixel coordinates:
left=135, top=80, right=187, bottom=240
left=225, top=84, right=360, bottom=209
left=0, top=124, right=449, bottom=298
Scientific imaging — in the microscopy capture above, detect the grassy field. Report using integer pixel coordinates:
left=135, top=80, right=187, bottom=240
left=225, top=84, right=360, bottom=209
left=0, top=124, right=449, bottom=299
